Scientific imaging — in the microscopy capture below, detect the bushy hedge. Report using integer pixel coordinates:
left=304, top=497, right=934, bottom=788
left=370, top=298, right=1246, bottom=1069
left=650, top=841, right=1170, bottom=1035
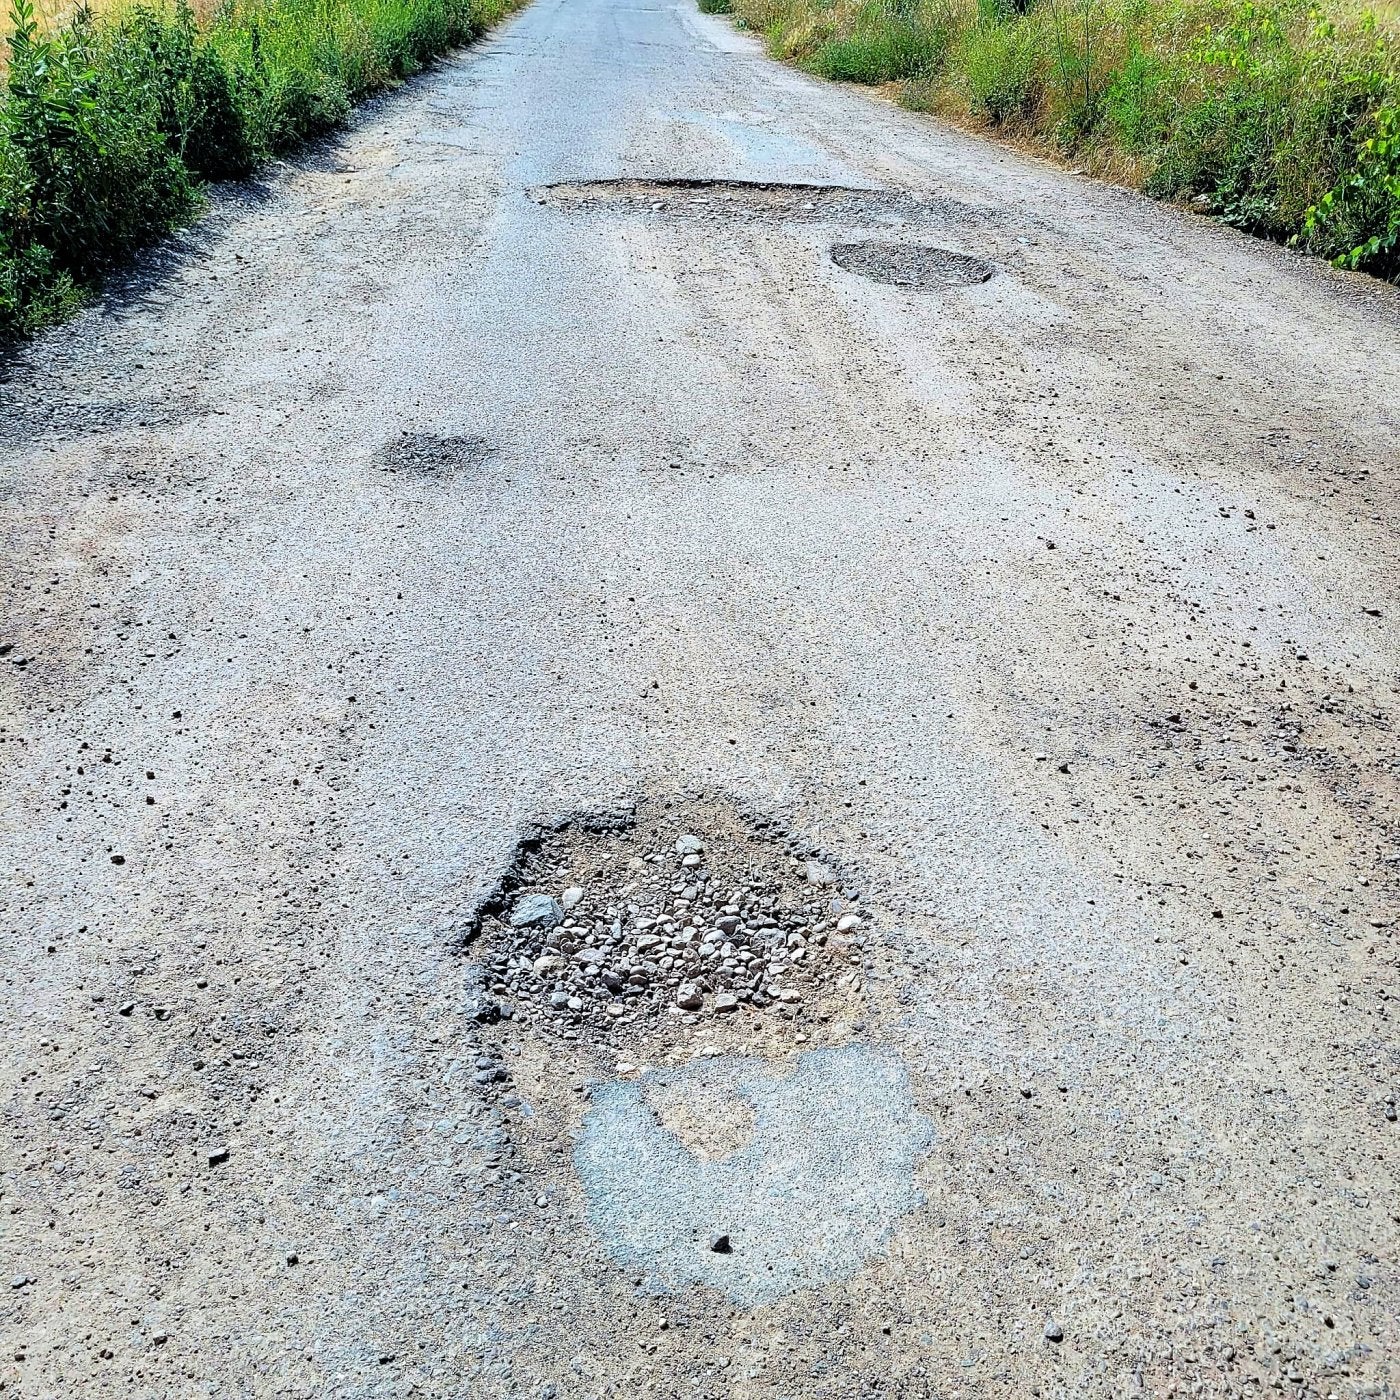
left=0, top=0, right=512, bottom=336
left=725, top=0, right=1400, bottom=282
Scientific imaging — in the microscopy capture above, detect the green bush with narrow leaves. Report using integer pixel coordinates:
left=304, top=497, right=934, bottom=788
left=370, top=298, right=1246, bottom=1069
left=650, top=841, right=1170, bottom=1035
left=0, top=0, right=514, bottom=337
left=812, top=0, right=956, bottom=81
left=958, top=13, right=1041, bottom=121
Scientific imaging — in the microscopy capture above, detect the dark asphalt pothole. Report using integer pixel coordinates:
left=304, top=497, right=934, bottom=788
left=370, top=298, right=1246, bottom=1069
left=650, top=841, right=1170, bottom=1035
left=530, top=178, right=980, bottom=225
left=832, top=241, right=996, bottom=289
left=373, top=431, right=494, bottom=477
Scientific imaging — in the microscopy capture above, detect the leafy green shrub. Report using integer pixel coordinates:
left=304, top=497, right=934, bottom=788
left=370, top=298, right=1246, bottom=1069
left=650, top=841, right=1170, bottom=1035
left=1303, top=101, right=1400, bottom=278
left=261, top=63, right=353, bottom=145
left=812, top=21, right=940, bottom=78
left=1138, top=7, right=1383, bottom=235
left=1, top=0, right=200, bottom=278
left=698, top=0, right=734, bottom=12
left=1103, top=44, right=1177, bottom=150
left=179, top=45, right=258, bottom=177
left=958, top=13, right=1041, bottom=122
left=0, top=0, right=514, bottom=336
left=812, top=0, right=953, bottom=80
left=0, top=233, right=81, bottom=333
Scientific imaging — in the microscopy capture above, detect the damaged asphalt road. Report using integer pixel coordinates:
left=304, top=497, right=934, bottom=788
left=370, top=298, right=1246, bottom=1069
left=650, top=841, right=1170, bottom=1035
left=1, top=0, right=1399, bottom=1394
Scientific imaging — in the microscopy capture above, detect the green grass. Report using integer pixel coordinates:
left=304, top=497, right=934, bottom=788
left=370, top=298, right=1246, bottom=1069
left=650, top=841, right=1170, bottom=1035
left=810, top=0, right=955, bottom=80
left=0, top=0, right=517, bottom=337
left=718, top=0, right=1400, bottom=283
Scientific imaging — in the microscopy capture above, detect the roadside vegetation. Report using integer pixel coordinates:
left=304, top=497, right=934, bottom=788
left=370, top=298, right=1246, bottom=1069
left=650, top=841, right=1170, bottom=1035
left=0, top=0, right=514, bottom=337
left=708, top=0, right=1400, bottom=282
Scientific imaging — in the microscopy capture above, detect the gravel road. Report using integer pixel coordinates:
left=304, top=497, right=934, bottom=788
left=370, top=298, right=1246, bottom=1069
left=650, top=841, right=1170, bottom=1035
left=2, top=0, right=1399, bottom=1394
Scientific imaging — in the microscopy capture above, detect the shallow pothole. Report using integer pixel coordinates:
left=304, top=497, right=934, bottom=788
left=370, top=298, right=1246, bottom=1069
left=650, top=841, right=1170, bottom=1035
left=373, top=431, right=494, bottom=477
left=530, top=177, right=977, bottom=225
left=831, top=240, right=996, bottom=289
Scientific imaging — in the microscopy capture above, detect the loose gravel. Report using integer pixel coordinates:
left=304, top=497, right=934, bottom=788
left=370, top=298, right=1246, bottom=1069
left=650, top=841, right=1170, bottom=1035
left=463, top=798, right=868, bottom=1049
left=830, top=241, right=995, bottom=289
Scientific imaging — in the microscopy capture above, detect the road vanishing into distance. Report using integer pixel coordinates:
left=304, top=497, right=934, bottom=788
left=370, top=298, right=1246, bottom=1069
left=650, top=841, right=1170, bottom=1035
left=3, top=0, right=1399, bottom=1394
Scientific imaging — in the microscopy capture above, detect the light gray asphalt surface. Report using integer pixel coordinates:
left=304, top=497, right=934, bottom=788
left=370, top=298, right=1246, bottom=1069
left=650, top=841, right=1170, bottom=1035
left=576, top=1046, right=932, bottom=1305
left=2, top=0, right=1399, bottom=1393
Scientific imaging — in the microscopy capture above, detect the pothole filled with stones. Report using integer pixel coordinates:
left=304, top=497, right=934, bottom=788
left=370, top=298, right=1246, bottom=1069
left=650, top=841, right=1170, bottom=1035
left=440, top=798, right=919, bottom=1298
left=462, top=796, right=874, bottom=1061
left=530, top=177, right=981, bottom=226
left=831, top=241, right=996, bottom=289
left=372, top=430, right=495, bottom=477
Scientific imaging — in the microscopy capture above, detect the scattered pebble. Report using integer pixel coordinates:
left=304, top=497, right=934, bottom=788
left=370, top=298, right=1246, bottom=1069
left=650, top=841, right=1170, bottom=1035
left=511, top=894, right=565, bottom=929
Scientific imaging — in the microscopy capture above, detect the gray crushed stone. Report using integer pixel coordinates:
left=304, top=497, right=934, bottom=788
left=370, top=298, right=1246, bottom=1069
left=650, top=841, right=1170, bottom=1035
left=831, top=240, right=995, bottom=289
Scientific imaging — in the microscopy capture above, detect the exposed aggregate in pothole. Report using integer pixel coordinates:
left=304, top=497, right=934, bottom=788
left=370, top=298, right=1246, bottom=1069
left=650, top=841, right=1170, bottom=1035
left=530, top=178, right=984, bottom=226
left=437, top=799, right=891, bottom=1299
left=462, top=798, right=873, bottom=1057
left=831, top=240, right=996, bottom=289
left=373, top=430, right=495, bottom=477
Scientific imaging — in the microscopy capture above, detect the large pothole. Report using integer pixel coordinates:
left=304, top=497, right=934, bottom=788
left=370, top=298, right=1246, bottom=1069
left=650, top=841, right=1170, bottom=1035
left=831, top=240, right=996, bottom=289
left=446, top=797, right=928, bottom=1304
left=461, top=794, right=870, bottom=1056
left=530, top=177, right=979, bottom=226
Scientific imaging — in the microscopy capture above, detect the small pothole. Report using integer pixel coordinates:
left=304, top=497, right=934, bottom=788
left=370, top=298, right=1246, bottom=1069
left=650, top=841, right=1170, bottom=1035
left=531, top=178, right=974, bottom=225
left=373, top=431, right=494, bottom=478
left=831, top=241, right=995, bottom=289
